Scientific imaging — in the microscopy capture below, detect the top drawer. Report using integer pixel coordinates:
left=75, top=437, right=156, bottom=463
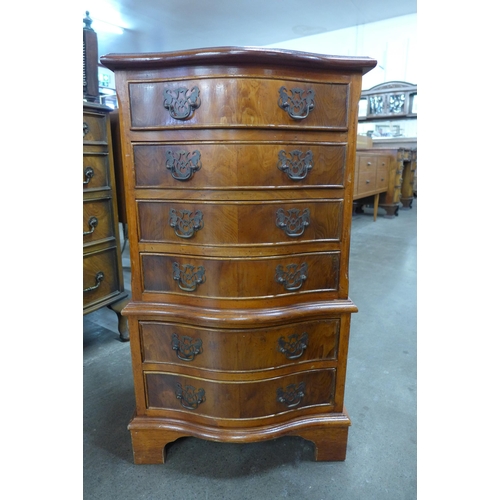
left=83, top=111, right=108, bottom=144
left=128, top=77, right=349, bottom=130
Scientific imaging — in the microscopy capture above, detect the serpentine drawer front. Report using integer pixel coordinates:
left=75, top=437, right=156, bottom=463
left=101, top=47, right=376, bottom=464
left=140, top=252, right=340, bottom=300
left=128, top=78, right=348, bottom=130
left=144, top=369, right=336, bottom=420
left=133, top=143, right=347, bottom=189
left=140, top=318, right=340, bottom=371
left=137, top=199, right=343, bottom=246
left=82, top=153, right=110, bottom=191
left=83, top=198, right=115, bottom=245
left=83, top=247, right=121, bottom=308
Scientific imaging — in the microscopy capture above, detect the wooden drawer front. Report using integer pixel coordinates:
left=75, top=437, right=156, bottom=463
left=83, top=153, right=110, bottom=190
left=140, top=319, right=340, bottom=370
left=376, top=161, right=389, bottom=191
left=83, top=198, right=115, bottom=244
left=83, top=112, right=107, bottom=143
left=357, top=168, right=377, bottom=196
left=134, top=143, right=346, bottom=189
left=137, top=200, right=342, bottom=245
left=83, top=247, right=120, bottom=308
left=357, top=156, right=376, bottom=173
left=145, top=369, right=336, bottom=418
left=129, top=78, right=348, bottom=130
left=376, top=156, right=389, bottom=171
left=141, top=253, right=339, bottom=299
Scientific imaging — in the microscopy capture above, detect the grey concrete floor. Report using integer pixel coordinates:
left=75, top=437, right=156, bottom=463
left=83, top=199, right=417, bottom=500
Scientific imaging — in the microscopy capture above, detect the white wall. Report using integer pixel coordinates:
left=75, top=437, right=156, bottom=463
left=98, top=14, right=416, bottom=93
left=264, top=14, right=416, bottom=90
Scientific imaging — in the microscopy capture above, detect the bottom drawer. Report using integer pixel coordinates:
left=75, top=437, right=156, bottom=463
left=83, top=246, right=121, bottom=309
left=145, top=369, right=336, bottom=419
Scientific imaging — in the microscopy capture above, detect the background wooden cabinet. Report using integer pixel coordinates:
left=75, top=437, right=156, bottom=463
left=354, top=147, right=416, bottom=218
left=83, top=102, right=128, bottom=340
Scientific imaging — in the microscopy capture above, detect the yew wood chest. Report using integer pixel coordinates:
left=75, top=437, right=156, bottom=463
left=101, top=47, right=376, bottom=464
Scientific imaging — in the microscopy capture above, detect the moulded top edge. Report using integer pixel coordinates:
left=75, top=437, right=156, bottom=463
left=123, top=299, right=358, bottom=326
left=100, top=46, right=377, bottom=75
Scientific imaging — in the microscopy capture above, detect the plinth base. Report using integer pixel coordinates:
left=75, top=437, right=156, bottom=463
left=128, top=411, right=351, bottom=464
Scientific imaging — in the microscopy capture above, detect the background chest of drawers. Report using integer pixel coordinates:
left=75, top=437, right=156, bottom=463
left=353, top=152, right=390, bottom=221
left=101, top=47, right=376, bottom=464
left=83, top=101, right=128, bottom=339
left=355, top=147, right=416, bottom=218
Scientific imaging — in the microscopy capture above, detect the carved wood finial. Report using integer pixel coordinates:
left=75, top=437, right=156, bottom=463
left=84, top=11, right=94, bottom=31
left=83, top=10, right=98, bottom=101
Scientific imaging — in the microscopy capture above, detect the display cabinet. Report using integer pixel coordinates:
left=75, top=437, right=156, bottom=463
left=357, top=81, right=417, bottom=150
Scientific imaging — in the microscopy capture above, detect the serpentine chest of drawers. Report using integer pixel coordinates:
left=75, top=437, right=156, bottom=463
left=101, top=47, right=376, bottom=464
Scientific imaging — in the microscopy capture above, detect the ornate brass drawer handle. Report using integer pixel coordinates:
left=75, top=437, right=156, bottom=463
left=83, top=271, right=104, bottom=292
left=166, top=149, right=202, bottom=181
left=276, top=208, right=310, bottom=237
left=171, top=333, right=203, bottom=361
left=173, top=263, right=206, bottom=292
left=83, top=216, right=98, bottom=236
left=278, top=86, right=315, bottom=120
left=277, top=149, right=313, bottom=181
left=83, top=122, right=90, bottom=137
left=169, top=209, right=204, bottom=239
left=277, top=332, right=309, bottom=359
left=175, top=383, right=206, bottom=410
left=277, top=382, right=306, bottom=408
left=275, top=263, right=308, bottom=291
left=83, top=167, right=94, bottom=185
left=163, top=86, right=201, bottom=120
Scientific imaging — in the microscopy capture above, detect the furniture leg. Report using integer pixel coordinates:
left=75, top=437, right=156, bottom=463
left=294, top=426, right=349, bottom=461
left=129, top=429, right=182, bottom=464
left=373, top=193, right=379, bottom=221
left=108, top=296, right=130, bottom=341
